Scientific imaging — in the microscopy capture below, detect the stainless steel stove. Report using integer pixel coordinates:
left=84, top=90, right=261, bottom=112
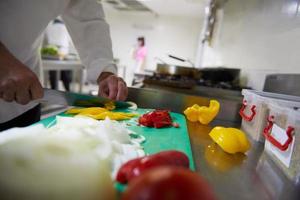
left=143, top=73, right=243, bottom=91
left=143, top=74, right=197, bottom=89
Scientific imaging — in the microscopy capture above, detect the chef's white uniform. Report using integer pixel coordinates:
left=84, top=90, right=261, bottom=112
left=0, top=0, right=116, bottom=123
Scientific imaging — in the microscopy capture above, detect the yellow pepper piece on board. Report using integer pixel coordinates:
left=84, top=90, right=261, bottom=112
left=184, top=100, right=220, bottom=124
left=104, top=102, right=116, bottom=111
left=209, top=127, right=251, bottom=154
left=65, top=107, right=137, bottom=121
left=65, top=108, right=86, bottom=114
left=66, top=107, right=107, bottom=115
left=81, top=112, right=136, bottom=120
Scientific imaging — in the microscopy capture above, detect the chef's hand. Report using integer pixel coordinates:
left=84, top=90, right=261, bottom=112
left=97, top=72, right=128, bottom=101
left=0, top=43, right=43, bottom=105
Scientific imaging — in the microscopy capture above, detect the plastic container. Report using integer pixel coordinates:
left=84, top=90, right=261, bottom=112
left=240, top=90, right=300, bottom=142
left=240, top=90, right=269, bottom=142
left=263, top=103, right=300, bottom=182
left=255, top=153, right=287, bottom=199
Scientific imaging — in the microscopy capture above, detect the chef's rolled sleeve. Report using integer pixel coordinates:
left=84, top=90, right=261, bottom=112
left=62, top=0, right=117, bottom=82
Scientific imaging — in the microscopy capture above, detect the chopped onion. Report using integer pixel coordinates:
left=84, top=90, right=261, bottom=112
left=0, top=116, right=145, bottom=199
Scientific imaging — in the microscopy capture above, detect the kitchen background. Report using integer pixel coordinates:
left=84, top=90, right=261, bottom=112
left=4, top=1, right=300, bottom=199
left=42, top=0, right=300, bottom=93
left=209, top=0, right=300, bottom=90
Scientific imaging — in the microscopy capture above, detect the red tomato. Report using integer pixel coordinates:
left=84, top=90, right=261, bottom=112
left=121, top=167, right=216, bottom=200
left=116, top=150, right=189, bottom=184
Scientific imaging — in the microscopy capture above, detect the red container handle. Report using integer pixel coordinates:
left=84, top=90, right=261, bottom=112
left=263, top=115, right=294, bottom=151
left=239, top=100, right=256, bottom=122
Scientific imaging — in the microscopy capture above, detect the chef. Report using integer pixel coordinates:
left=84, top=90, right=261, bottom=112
left=0, top=0, right=128, bottom=131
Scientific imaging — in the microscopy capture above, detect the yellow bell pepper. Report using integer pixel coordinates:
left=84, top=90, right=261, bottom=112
left=209, top=127, right=251, bottom=154
left=65, top=107, right=137, bottom=121
left=184, top=100, right=220, bottom=124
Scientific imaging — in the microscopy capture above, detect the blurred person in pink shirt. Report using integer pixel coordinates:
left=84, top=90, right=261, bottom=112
left=132, top=37, right=147, bottom=73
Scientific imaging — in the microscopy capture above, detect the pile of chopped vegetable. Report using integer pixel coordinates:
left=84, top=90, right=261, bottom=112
left=66, top=107, right=137, bottom=120
left=0, top=116, right=145, bottom=199
left=138, top=110, right=178, bottom=128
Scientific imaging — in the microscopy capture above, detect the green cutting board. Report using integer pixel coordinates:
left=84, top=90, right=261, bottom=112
left=38, top=108, right=195, bottom=171
left=38, top=108, right=194, bottom=193
left=126, top=109, right=195, bottom=170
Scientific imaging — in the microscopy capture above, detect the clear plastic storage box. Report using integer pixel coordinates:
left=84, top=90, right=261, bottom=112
left=263, top=103, right=300, bottom=182
left=240, top=90, right=269, bottom=142
left=240, top=90, right=300, bottom=142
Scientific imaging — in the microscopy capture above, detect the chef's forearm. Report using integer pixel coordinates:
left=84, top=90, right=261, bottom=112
left=0, top=40, right=44, bottom=103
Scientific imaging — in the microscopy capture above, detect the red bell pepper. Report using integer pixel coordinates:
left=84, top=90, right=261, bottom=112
left=116, top=150, right=190, bottom=184
left=138, top=110, right=174, bottom=128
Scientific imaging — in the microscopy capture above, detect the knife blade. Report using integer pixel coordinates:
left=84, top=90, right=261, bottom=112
left=39, top=88, right=131, bottom=109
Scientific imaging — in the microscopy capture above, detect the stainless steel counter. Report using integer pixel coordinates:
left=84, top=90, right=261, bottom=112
left=127, top=87, right=242, bottom=124
left=127, top=88, right=300, bottom=200
left=188, top=120, right=300, bottom=200
left=142, top=84, right=242, bottom=102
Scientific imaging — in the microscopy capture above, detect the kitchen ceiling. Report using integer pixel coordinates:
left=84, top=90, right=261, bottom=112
left=104, top=0, right=152, bottom=12
left=140, top=0, right=206, bottom=18
left=103, top=0, right=206, bottom=18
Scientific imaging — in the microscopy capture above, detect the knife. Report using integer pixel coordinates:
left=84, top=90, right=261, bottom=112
left=39, top=88, right=131, bottom=109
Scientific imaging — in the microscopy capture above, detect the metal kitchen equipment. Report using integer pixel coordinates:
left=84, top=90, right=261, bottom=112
left=144, top=65, right=242, bottom=91
left=143, top=74, right=197, bottom=89
left=142, top=63, right=202, bottom=89
left=168, top=54, right=195, bottom=68
left=200, top=67, right=240, bottom=84
left=155, top=64, right=201, bottom=79
left=264, top=74, right=300, bottom=96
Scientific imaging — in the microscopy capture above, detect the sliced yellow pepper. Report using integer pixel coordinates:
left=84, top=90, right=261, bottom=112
left=209, top=127, right=251, bottom=154
left=104, top=102, right=116, bottom=111
left=82, top=112, right=136, bottom=120
left=66, top=107, right=107, bottom=115
left=184, top=100, right=220, bottom=124
left=65, top=107, right=137, bottom=121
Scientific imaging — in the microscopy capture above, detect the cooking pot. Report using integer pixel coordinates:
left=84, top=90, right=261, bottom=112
left=156, top=64, right=201, bottom=79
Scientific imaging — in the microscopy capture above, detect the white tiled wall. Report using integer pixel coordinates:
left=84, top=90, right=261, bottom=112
left=203, top=0, right=300, bottom=90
